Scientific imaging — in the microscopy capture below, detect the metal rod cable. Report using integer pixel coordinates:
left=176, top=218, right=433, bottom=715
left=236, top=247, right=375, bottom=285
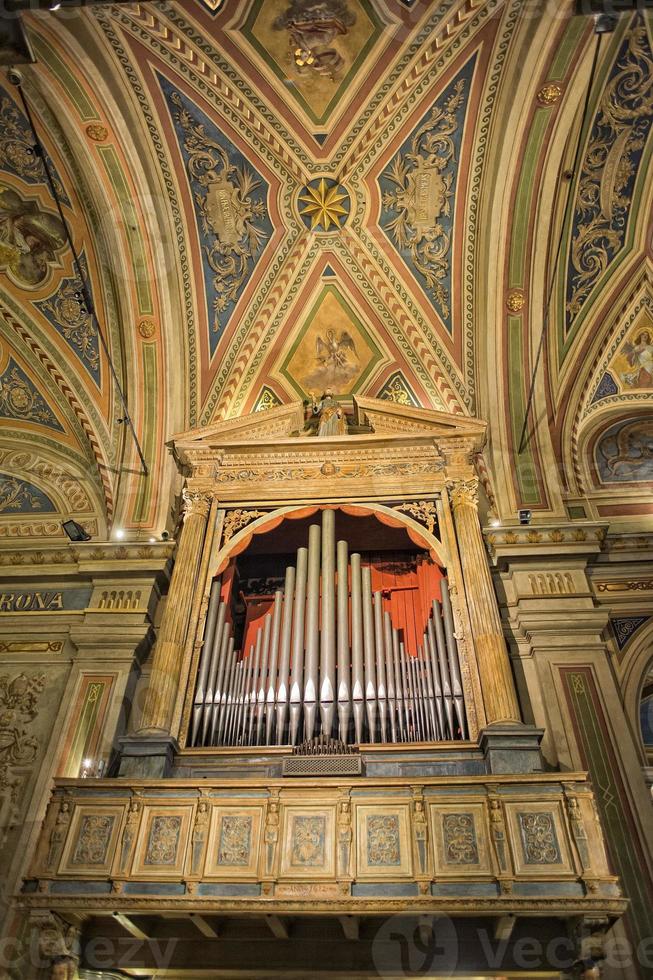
left=10, top=74, right=149, bottom=476
left=517, top=27, right=605, bottom=456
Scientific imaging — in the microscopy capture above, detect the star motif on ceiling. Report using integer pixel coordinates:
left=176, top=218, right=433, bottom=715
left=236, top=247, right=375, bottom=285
left=298, top=178, right=350, bottom=232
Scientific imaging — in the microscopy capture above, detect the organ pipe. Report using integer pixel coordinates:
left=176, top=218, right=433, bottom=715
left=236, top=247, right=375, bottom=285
left=440, top=583, right=467, bottom=739
left=202, top=600, right=227, bottom=734
left=289, top=547, right=308, bottom=746
left=374, top=592, right=387, bottom=743
left=320, top=509, right=336, bottom=737
left=432, top=599, right=455, bottom=738
left=303, top=524, right=321, bottom=741
left=190, top=514, right=472, bottom=748
left=361, top=566, right=377, bottom=742
left=265, top=590, right=283, bottom=745
left=336, top=539, right=351, bottom=743
left=255, top=612, right=272, bottom=746
left=214, top=637, right=235, bottom=745
left=276, top=565, right=296, bottom=744
left=383, top=611, right=397, bottom=744
left=191, top=580, right=222, bottom=746
left=350, top=552, right=365, bottom=745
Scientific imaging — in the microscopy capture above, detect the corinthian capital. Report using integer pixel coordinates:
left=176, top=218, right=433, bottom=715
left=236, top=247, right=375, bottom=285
left=182, top=487, right=212, bottom=519
left=449, top=478, right=479, bottom=511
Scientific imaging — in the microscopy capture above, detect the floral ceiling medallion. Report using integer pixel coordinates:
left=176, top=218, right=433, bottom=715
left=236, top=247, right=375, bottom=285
left=298, top=177, right=350, bottom=231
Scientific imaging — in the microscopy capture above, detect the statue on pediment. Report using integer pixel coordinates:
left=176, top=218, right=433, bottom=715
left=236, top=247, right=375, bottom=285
left=310, top=389, right=348, bottom=436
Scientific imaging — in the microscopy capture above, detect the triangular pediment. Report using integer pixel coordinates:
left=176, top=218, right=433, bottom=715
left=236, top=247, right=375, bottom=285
left=353, top=397, right=487, bottom=446
left=173, top=398, right=486, bottom=469
left=173, top=401, right=306, bottom=452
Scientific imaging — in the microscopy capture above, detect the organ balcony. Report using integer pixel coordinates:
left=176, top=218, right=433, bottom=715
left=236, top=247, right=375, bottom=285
left=23, top=773, right=624, bottom=925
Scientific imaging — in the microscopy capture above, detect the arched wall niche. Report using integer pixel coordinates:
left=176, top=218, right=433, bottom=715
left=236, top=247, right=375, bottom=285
left=576, top=406, right=653, bottom=497
left=619, top=619, right=653, bottom=763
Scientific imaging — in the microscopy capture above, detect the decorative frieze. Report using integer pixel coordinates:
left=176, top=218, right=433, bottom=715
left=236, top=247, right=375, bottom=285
left=485, top=523, right=608, bottom=561
left=25, top=774, right=622, bottom=917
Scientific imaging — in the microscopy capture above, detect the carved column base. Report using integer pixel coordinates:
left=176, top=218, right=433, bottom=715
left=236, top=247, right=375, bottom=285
left=479, top=723, right=544, bottom=774
left=117, top=733, right=178, bottom=777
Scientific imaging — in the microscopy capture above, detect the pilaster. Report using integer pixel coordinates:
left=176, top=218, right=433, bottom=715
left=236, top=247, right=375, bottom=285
left=136, top=487, right=213, bottom=738
left=449, top=478, right=521, bottom=727
left=487, top=522, right=653, bottom=970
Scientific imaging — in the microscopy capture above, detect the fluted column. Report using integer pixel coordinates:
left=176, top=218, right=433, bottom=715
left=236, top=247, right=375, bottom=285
left=139, top=487, right=212, bottom=733
left=449, top=478, right=520, bottom=725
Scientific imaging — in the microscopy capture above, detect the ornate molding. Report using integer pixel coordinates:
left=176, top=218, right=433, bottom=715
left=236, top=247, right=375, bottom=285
left=484, top=523, right=608, bottom=561
left=222, top=508, right=268, bottom=543
left=182, top=488, right=213, bottom=520
left=394, top=500, right=437, bottom=535
left=596, top=579, right=653, bottom=594
left=449, top=478, right=479, bottom=510
left=23, top=773, right=623, bottom=925
left=0, top=672, right=44, bottom=798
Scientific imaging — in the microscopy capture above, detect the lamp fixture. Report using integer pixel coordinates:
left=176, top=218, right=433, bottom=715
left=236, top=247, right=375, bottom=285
left=62, top=519, right=91, bottom=542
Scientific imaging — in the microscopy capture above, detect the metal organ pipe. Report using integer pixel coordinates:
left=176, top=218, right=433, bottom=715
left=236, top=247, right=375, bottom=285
left=320, top=509, right=336, bottom=738
left=205, top=617, right=230, bottom=746
left=440, top=583, right=467, bottom=739
left=197, top=602, right=227, bottom=746
left=289, top=546, right=308, bottom=746
left=350, top=553, right=365, bottom=745
left=432, top=599, right=455, bottom=738
left=383, top=611, right=397, bottom=743
left=303, top=524, right=322, bottom=741
left=422, top=633, right=441, bottom=740
left=275, top=565, right=296, bottom=744
left=214, top=637, right=235, bottom=745
left=255, top=612, right=272, bottom=746
left=191, top=515, right=470, bottom=750
left=336, top=539, right=351, bottom=743
left=265, top=590, right=283, bottom=745
left=191, top=581, right=222, bottom=746
left=361, top=565, right=377, bottom=742
left=392, top=626, right=405, bottom=741
left=374, top=592, right=388, bottom=743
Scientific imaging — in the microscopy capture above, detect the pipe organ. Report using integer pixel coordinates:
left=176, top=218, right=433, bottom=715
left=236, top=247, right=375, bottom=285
left=190, top=509, right=467, bottom=748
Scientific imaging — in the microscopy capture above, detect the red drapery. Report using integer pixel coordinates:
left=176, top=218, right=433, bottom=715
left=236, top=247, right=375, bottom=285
left=235, top=550, right=443, bottom=661
left=215, top=508, right=444, bottom=660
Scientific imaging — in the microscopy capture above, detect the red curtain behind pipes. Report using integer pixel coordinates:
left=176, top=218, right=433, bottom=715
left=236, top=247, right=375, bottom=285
left=370, top=552, right=443, bottom=658
left=233, top=550, right=443, bottom=662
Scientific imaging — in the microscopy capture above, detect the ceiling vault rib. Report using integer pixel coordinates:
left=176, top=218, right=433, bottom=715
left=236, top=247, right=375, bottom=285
left=517, top=24, right=606, bottom=456
left=9, top=74, right=150, bottom=478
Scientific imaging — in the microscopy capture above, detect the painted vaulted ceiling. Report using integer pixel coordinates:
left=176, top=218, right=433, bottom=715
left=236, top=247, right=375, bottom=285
left=0, top=0, right=651, bottom=539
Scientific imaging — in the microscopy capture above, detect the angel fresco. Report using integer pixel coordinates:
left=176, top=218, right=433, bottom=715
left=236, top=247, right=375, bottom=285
left=302, top=326, right=360, bottom=392
left=620, top=329, right=653, bottom=388
left=0, top=184, right=66, bottom=287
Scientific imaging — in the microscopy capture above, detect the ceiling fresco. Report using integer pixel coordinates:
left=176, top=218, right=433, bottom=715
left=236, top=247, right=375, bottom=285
left=0, top=0, right=650, bottom=539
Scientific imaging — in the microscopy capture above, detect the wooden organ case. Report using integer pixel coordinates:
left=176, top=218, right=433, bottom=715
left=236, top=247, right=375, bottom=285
left=167, top=396, right=514, bottom=773
left=22, top=398, right=624, bottom=977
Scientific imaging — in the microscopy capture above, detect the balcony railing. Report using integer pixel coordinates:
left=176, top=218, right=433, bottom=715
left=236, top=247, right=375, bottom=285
left=22, top=772, right=624, bottom=919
